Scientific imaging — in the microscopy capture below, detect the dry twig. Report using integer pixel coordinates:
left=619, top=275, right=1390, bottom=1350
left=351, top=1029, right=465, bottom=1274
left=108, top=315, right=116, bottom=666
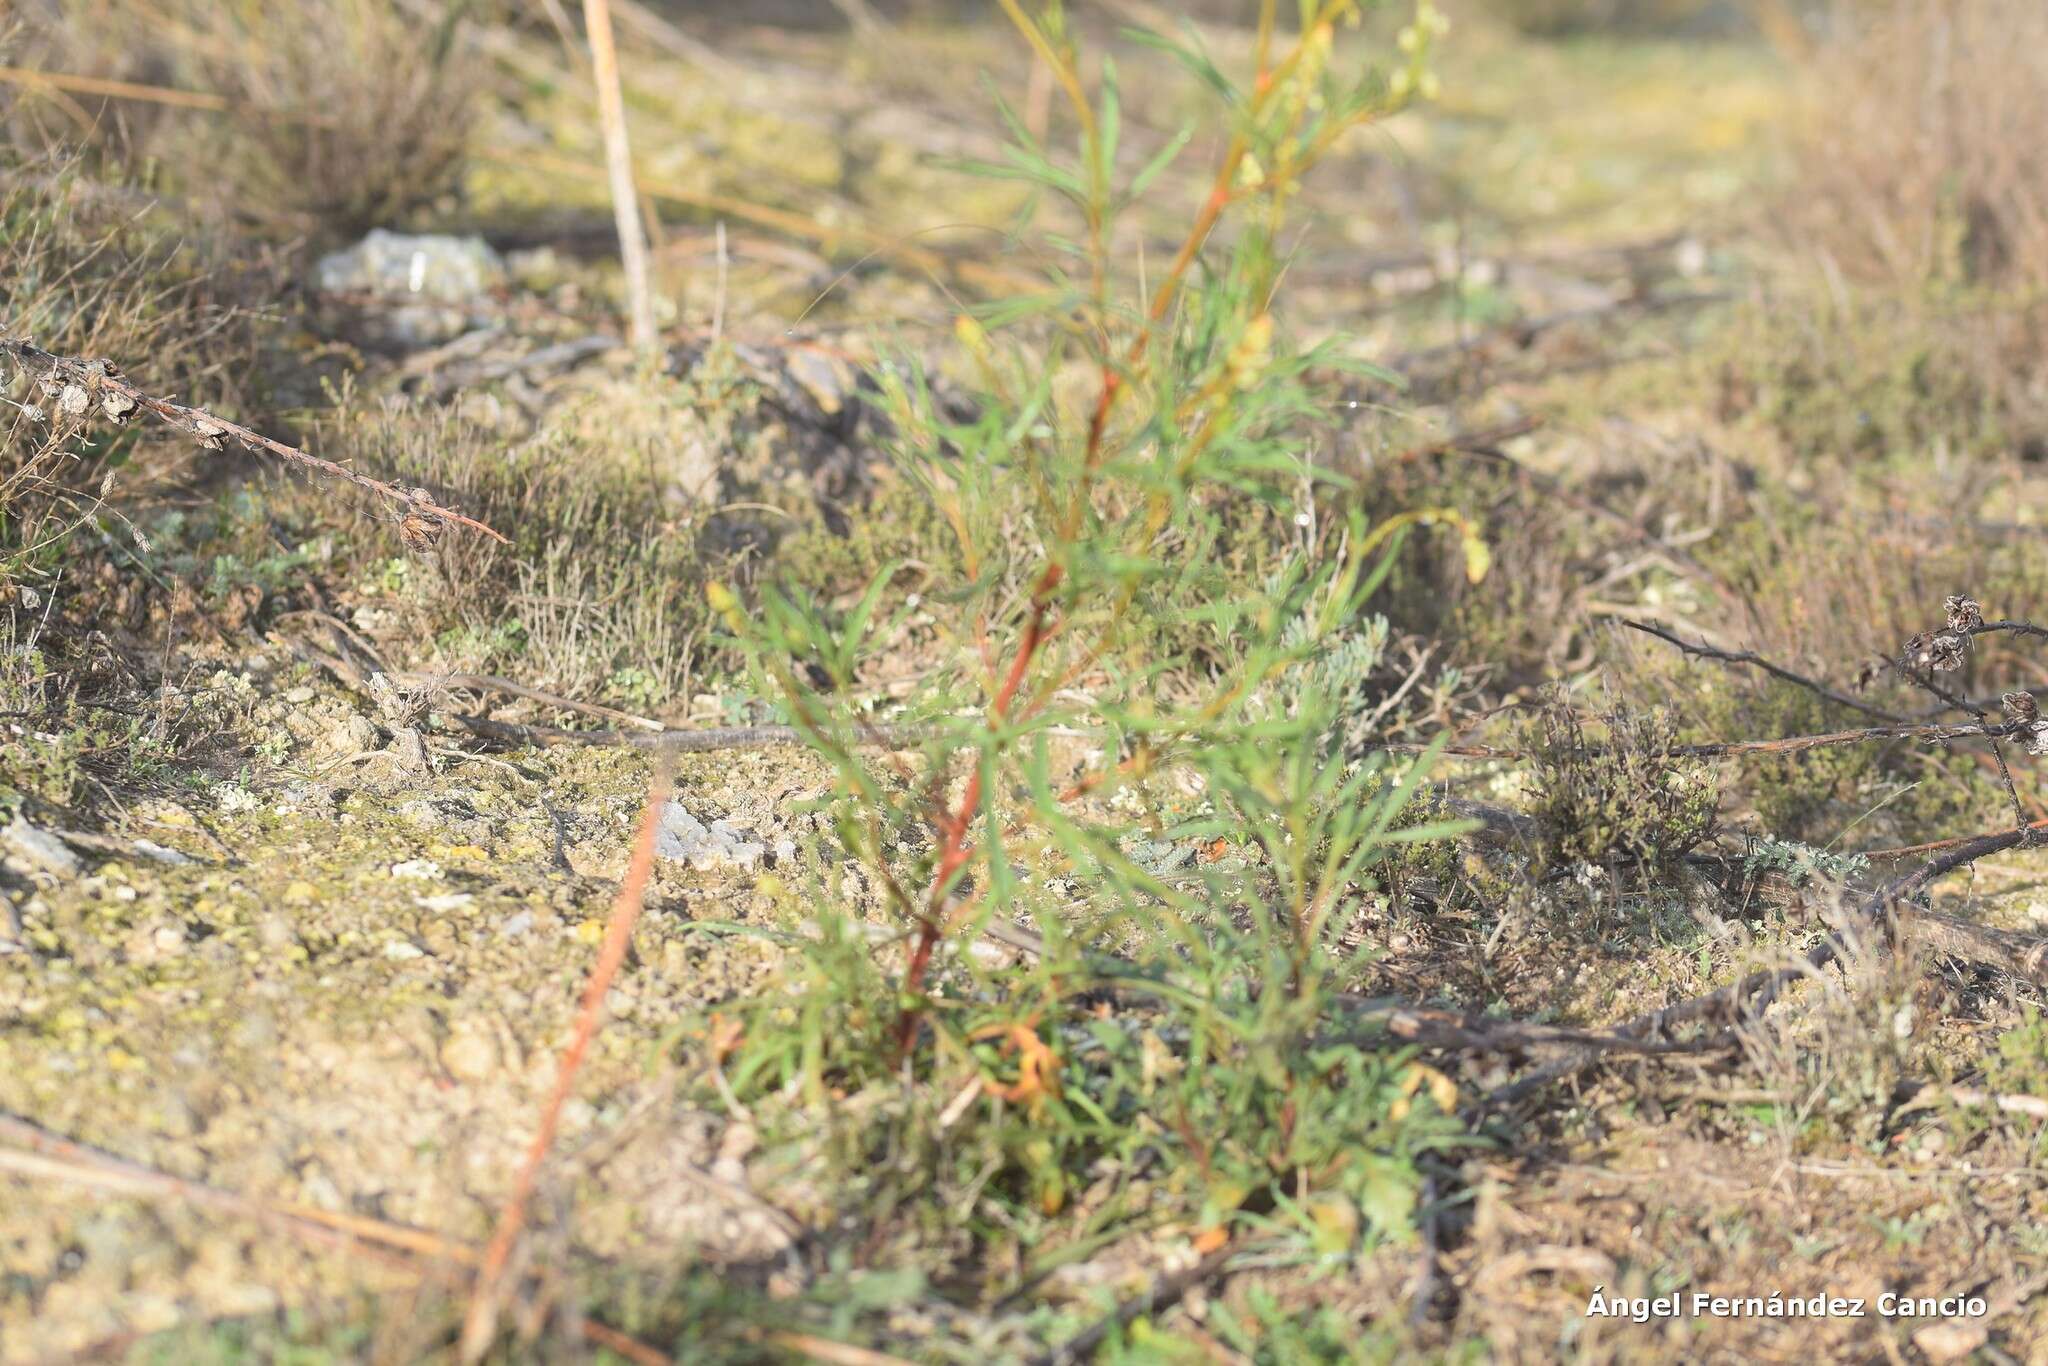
left=1896, top=1083, right=2048, bottom=1122
left=1395, top=718, right=2024, bottom=763
left=0, top=340, right=507, bottom=544
left=0, top=1111, right=670, bottom=1362
left=1621, top=618, right=1899, bottom=721
left=1029, top=1238, right=1242, bottom=1366
left=443, top=711, right=917, bottom=752
left=1480, top=822, right=2040, bottom=1109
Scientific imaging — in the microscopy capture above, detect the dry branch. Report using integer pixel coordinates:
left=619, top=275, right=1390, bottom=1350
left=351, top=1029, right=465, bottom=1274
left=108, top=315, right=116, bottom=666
left=0, top=340, right=508, bottom=544
left=450, top=711, right=2024, bottom=764
left=1480, top=822, right=2042, bottom=1109
left=1626, top=611, right=2048, bottom=817
left=442, top=711, right=920, bottom=752
left=0, top=1111, right=470, bottom=1270
left=1896, top=1083, right=2048, bottom=1122
left=396, top=672, right=665, bottom=731
left=1372, top=1005, right=1731, bottom=1058
left=1029, top=1238, right=1241, bottom=1366
left=1621, top=618, right=1899, bottom=721
left=1394, top=717, right=2023, bottom=763
left=1441, top=793, right=2048, bottom=994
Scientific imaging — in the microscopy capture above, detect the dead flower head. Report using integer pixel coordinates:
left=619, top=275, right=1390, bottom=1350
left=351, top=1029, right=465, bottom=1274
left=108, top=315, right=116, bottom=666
left=2004, top=692, right=2048, bottom=755
left=399, top=488, right=446, bottom=553
left=1945, top=595, right=1985, bottom=633
left=1902, top=631, right=1968, bottom=673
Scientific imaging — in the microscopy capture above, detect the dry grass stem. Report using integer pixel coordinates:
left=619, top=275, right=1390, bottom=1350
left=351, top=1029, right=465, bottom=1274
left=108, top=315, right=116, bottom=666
left=581, top=0, right=658, bottom=356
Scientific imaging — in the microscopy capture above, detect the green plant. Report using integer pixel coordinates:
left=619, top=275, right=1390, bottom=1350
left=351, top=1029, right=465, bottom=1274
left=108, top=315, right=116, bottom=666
left=704, top=0, right=1485, bottom=1309
left=1986, top=1006, right=2048, bottom=1096
left=1527, top=695, right=1718, bottom=870
left=1741, top=835, right=1868, bottom=886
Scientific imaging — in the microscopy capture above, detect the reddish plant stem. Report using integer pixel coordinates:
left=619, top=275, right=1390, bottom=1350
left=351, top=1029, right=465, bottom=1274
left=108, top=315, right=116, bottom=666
left=896, top=566, right=1063, bottom=1053
left=893, top=16, right=1350, bottom=1054
left=459, top=767, right=672, bottom=1362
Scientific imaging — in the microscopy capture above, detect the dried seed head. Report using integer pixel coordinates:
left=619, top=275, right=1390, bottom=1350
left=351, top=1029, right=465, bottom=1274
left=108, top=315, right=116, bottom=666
left=57, top=384, right=89, bottom=417
left=1902, top=631, right=1969, bottom=673
left=1945, top=595, right=1984, bottom=632
left=100, top=390, right=137, bottom=423
left=190, top=417, right=226, bottom=451
left=2027, top=722, right=2048, bottom=758
left=398, top=510, right=444, bottom=553
left=2004, top=691, right=2039, bottom=723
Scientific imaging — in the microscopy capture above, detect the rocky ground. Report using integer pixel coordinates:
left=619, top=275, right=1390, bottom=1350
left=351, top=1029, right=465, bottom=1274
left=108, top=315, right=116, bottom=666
left=7, top=3, right=2048, bottom=1363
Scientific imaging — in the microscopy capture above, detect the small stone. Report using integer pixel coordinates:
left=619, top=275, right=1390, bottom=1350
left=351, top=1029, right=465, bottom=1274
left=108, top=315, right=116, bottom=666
left=129, top=839, right=190, bottom=866
left=390, top=859, right=442, bottom=881
left=0, top=819, right=81, bottom=880
left=383, top=939, right=426, bottom=961
left=324, top=714, right=381, bottom=754
left=313, top=229, right=507, bottom=348
left=654, top=802, right=765, bottom=871
left=441, top=1024, right=500, bottom=1083
left=313, top=229, right=506, bottom=303
left=1914, top=1321, right=1989, bottom=1363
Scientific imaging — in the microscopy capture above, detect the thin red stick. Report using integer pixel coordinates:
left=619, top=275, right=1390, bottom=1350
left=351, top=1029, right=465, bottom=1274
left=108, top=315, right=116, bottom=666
left=459, top=767, right=673, bottom=1361
left=895, top=568, right=1063, bottom=1052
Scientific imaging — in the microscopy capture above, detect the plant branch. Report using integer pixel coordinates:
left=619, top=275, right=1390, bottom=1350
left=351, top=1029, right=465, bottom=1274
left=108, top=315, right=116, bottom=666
left=0, top=339, right=508, bottom=543
left=1479, top=821, right=2040, bottom=1109
left=1621, top=618, right=1900, bottom=721
left=1394, top=718, right=2023, bottom=762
